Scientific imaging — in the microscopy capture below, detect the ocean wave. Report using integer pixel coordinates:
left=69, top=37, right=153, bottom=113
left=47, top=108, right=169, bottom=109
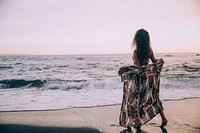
left=0, top=66, right=13, bottom=70
left=76, top=57, right=85, bottom=60
left=43, top=79, right=89, bottom=90
left=29, top=67, right=42, bottom=71
left=0, top=79, right=89, bottom=89
left=52, top=79, right=87, bottom=83
left=46, top=83, right=89, bottom=90
left=58, top=65, right=69, bottom=68
left=15, top=63, right=23, bottom=65
left=165, top=73, right=200, bottom=79
left=182, top=64, right=200, bottom=72
left=43, top=78, right=120, bottom=91
left=0, top=79, right=46, bottom=89
left=163, top=64, right=200, bottom=73
left=0, top=78, right=121, bottom=91
left=164, top=54, right=173, bottom=57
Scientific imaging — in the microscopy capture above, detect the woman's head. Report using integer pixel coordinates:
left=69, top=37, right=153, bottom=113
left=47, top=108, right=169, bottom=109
left=132, top=29, right=151, bottom=64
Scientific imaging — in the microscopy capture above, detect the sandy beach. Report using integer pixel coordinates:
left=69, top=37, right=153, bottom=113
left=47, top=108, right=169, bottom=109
left=0, top=98, right=200, bottom=133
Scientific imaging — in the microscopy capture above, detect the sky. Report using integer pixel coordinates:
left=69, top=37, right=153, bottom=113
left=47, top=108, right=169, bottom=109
left=0, top=0, right=200, bottom=55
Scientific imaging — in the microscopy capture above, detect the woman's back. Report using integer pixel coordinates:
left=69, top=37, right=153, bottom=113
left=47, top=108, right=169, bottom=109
left=133, top=47, right=156, bottom=66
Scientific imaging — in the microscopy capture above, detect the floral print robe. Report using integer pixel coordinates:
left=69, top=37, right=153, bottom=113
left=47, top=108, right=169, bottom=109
left=118, top=59, right=164, bottom=127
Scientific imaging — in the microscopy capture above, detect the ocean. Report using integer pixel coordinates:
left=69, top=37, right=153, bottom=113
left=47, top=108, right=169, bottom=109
left=0, top=53, right=200, bottom=111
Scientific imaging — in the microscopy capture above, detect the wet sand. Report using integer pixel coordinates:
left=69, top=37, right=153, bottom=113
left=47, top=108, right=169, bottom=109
left=0, top=98, right=200, bottom=133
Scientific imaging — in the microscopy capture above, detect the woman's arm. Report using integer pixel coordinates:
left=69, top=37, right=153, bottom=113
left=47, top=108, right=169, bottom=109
left=149, top=47, right=157, bottom=63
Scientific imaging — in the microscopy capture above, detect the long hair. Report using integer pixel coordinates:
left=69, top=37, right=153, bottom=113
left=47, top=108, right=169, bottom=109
left=132, top=29, right=150, bottom=65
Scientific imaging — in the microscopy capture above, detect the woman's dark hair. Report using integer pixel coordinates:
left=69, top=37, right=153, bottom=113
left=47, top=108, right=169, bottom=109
left=132, top=29, right=150, bottom=65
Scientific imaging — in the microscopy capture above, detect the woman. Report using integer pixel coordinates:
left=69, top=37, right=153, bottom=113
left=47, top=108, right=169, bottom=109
left=132, top=29, right=168, bottom=127
left=119, top=29, right=168, bottom=130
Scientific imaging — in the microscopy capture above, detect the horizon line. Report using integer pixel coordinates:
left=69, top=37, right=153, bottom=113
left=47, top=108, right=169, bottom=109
left=0, top=52, right=199, bottom=56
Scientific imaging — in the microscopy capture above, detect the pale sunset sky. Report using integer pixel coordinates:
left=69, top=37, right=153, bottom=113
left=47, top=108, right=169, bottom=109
left=0, top=0, right=200, bottom=55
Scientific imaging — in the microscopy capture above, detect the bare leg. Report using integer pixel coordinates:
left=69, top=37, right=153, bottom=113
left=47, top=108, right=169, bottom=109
left=160, top=110, right=168, bottom=127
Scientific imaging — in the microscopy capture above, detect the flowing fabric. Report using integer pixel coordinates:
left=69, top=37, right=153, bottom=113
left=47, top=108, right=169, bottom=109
left=118, top=58, right=164, bottom=127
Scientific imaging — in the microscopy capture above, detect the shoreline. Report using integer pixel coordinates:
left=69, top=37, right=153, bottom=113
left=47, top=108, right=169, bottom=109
left=0, top=97, right=200, bottom=113
left=0, top=98, right=200, bottom=133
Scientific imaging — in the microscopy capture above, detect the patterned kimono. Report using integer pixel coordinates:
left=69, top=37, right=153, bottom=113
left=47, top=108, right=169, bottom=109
left=118, top=58, right=164, bottom=128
